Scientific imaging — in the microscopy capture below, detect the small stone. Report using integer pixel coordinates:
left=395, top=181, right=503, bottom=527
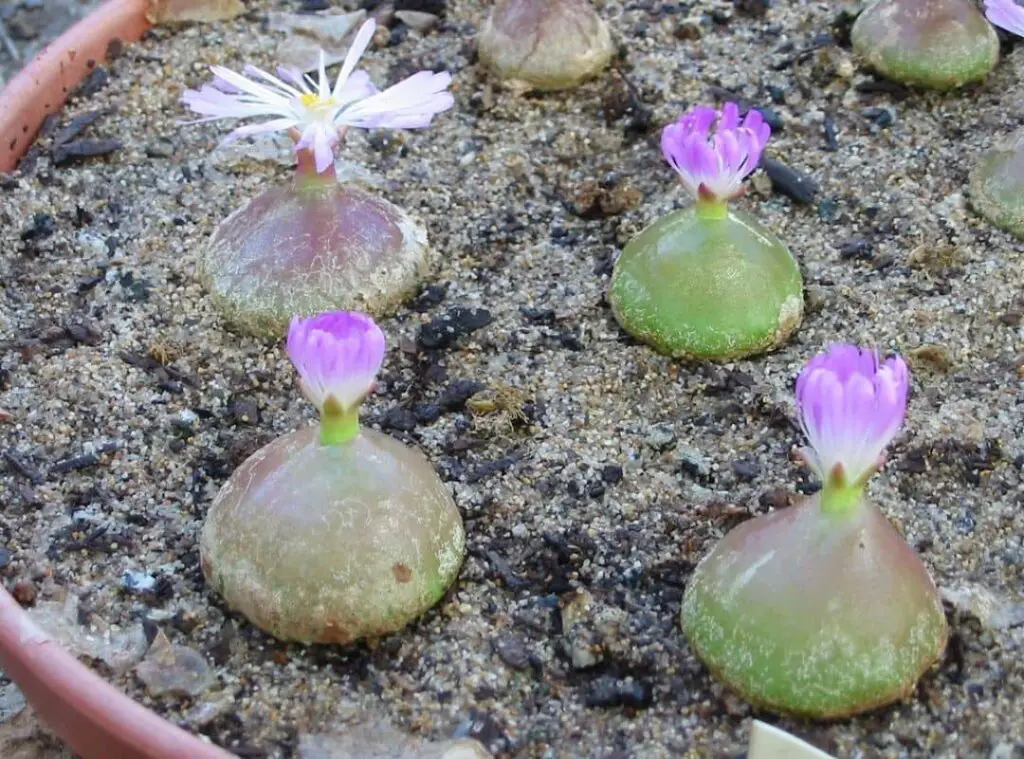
left=381, top=406, right=418, bottom=432
left=418, top=307, right=494, bottom=350
left=492, top=632, right=532, bottom=670
left=731, top=456, right=760, bottom=481
left=645, top=423, right=677, bottom=451
left=146, top=140, right=175, bottom=158
left=676, top=446, right=710, bottom=479
left=12, top=579, right=36, bottom=605
left=135, top=631, right=214, bottom=697
left=838, top=237, right=872, bottom=260
left=941, top=584, right=1024, bottom=630
left=583, top=676, right=654, bottom=709
left=121, top=570, right=157, bottom=594
left=600, top=464, right=623, bottom=484
left=227, top=397, right=260, bottom=426
left=674, top=15, right=703, bottom=39
left=762, top=157, right=818, bottom=204
left=394, top=9, right=439, bottom=31
left=0, top=547, right=12, bottom=570
left=52, top=139, right=122, bottom=166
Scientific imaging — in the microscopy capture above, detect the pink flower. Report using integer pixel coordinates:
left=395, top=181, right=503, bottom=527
left=181, top=19, right=455, bottom=173
left=660, top=102, right=771, bottom=202
left=796, top=344, right=910, bottom=488
left=286, top=312, right=386, bottom=415
left=986, top=0, right=1024, bottom=36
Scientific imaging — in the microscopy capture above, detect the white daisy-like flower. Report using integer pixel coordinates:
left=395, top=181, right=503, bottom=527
left=181, top=19, right=454, bottom=173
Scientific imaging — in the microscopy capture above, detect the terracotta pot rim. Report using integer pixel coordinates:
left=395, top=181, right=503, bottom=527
left=0, top=586, right=234, bottom=758
left=0, top=0, right=152, bottom=172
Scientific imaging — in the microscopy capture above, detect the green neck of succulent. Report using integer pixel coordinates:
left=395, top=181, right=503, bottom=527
left=818, top=462, right=870, bottom=518
left=294, top=147, right=337, bottom=190
left=319, top=401, right=360, bottom=446
left=694, top=197, right=729, bottom=221
left=819, top=482, right=865, bottom=517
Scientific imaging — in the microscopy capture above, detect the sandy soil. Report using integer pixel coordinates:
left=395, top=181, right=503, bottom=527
left=1, top=0, right=1024, bottom=757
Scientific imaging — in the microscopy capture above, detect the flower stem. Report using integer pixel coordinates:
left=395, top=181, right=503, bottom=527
left=819, top=482, right=864, bottom=518
left=294, top=147, right=337, bottom=184
left=695, top=198, right=728, bottom=221
left=319, top=411, right=360, bottom=446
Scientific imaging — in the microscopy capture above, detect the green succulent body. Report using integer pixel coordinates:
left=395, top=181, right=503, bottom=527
left=201, top=426, right=465, bottom=644
left=851, top=0, right=998, bottom=90
left=681, top=495, right=948, bottom=719
left=970, top=130, right=1024, bottom=240
left=609, top=205, right=803, bottom=361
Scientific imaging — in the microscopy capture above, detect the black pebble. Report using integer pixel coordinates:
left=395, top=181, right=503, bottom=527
left=53, top=138, right=123, bottom=167
left=227, top=397, right=260, bottom=426
left=301, top=0, right=330, bottom=9
left=601, top=464, right=624, bottom=484
left=439, top=379, right=485, bottom=411
left=73, top=67, right=110, bottom=100
left=731, top=457, right=760, bottom=481
left=418, top=307, right=493, bottom=350
left=412, top=282, right=448, bottom=312
left=761, top=156, right=817, bottom=204
left=382, top=406, right=418, bottom=432
left=20, top=212, right=55, bottom=242
left=838, top=237, right=872, bottom=260
left=861, top=106, right=894, bottom=128
left=584, top=677, right=654, bottom=709
left=413, top=403, right=442, bottom=424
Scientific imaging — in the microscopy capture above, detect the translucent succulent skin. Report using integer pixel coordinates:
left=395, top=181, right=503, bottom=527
left=200, top=177, right=432, bottom=339
left=970, top=129, right=1024, bottom=240
left=682, top=494, right=948, bottom=719
left=200, top=426, right=465, bottom=644
left=477, top=0, right=615, bottom=91
left=608, top=206, right=803, bottom=361
left=851, top=0, right=999, bottom=90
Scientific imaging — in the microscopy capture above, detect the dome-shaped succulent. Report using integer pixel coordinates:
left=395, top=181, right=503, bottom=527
left=200, top=173, right=432, bottom=338
left=682, top=345, right=947, bottom=718
left=851, top=0, right=999, bottom=89
left=609, top=103, right=803, bottom=361
left=477, top=0, right=615, bottom=91
left=201, top=312, right=465, bottom=644
left=970, top=128, right=1024, bottom=240
left=181, top=20, right=454, bottom=337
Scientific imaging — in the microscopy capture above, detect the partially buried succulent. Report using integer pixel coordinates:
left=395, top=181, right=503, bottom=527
left=609, top=102, right=803, bottom=361
left=477, top=0, right=615, bottom=91
left=682, top=345, right=948, bottom=718
left=851, top=0, right=999, bottom=89
left=969, top=0, right=1024, bottom=240
left=200, top=311, right=465, bottom=644
left=182, top=20, right=454, bottom=338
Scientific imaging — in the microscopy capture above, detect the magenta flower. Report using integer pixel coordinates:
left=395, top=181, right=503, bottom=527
left=182, top=19, right=455, bottom=174
left=796, top=344, right=910, bottom=490
left=660, top=102, right=771, bottom=203
left=986, top=0, right=1024, bottom=35
left=287, top=311, right=386, bottom=418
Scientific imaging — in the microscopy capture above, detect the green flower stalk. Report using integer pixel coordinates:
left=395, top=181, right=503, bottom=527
left=609, top=102, right=803, bottom=361
left=682, top=345, right=948, bottom=718
left=181, top=20, right=453, bottom=338
left=851, top=0, right=999, bottom=90
left=200, top=311, right=465, bottom=644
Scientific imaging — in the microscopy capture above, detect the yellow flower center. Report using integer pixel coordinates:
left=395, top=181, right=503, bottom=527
left=298, top=93, right=337, bottom=117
